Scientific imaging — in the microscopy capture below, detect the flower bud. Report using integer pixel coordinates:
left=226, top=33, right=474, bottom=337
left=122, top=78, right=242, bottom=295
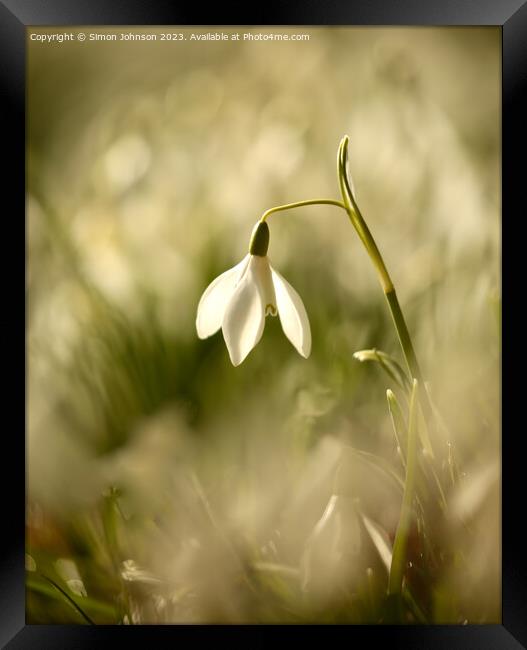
left=248, top=220, right=270, bottom=256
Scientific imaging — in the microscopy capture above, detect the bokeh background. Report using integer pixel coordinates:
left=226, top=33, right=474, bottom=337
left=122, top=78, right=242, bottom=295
left=27, top=26, right=500, bottom=624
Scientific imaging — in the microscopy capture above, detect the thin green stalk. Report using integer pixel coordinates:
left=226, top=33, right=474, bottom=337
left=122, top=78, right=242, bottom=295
left=38, top=574, right=96, bottom=624
left=384, top=290, right=422, bottom=384
left=260, top=138, right=435, bottom=446
left=261, top=199, right=345, bottom=222
left=386, top=389, right=407, bottom=468
left=27, top=574, right=117, bottom=618
left=337, top=136, right=435, bottom=434
left=384, top=289, right=433, bottom=424
left=389, top=379, right=419, bottom=596
left=337, top=136, right=393, bottom=293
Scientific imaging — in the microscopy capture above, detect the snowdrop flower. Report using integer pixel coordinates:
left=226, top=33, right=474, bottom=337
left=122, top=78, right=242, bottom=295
left=196, top=220, right=311, bottom=366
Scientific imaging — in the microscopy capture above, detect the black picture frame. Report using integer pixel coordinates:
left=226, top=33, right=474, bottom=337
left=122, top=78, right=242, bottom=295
left=3, top=0, right=525, bottom=647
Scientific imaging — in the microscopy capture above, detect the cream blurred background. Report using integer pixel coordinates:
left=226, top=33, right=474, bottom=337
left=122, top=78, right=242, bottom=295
left=27, top=27, right=500, bottom=623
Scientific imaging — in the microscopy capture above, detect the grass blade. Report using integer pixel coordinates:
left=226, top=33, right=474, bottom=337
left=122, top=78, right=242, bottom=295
left=386, top=389, right=408, bottom=468
left=354, top=349, right=411, bottom=392
left=388, top=379, right=419, bottom=597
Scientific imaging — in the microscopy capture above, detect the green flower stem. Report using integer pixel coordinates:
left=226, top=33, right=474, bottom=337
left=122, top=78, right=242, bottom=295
left=261, top=199, right=346, bottom=222
left=337, top=137, right=393, bottom=294
left=27, top=574, right=117, bottom=619
left=260, top=138, right=434, bottom=437
left=385, top=289, right=433, bottom=428
left=337, top=136, right=434, bottom=430
left=384, top=290, right=421, bottom=381
left=38, top=574, right=96, bottom=624
left=389, top=378, right=419, bottom=597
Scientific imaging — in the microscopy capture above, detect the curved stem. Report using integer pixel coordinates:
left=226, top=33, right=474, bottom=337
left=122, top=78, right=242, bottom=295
left=261, top=199, right=345, bottom=222
left=39, top=574, right=96, bottom=624
left=337, top=136, right=434, bottom=427
left=338, top=137, right=393, bottom=293
left=259, top=146, right=434, bottom=427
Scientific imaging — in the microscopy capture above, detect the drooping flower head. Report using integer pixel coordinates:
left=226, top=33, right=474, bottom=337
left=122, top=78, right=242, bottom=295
left=196, top=220, right=311, bottom=366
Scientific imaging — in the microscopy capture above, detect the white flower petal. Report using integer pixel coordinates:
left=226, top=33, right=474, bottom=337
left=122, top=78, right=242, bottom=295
left=271, top=267, right=311, bottom=358
left=196, top=255, right=250, bottom=339
left=222, top=257, right=266, bottom=366
left=252, top=255, right=277, bottom=316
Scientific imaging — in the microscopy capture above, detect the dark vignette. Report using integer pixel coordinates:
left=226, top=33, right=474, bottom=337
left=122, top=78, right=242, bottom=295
left=1, top=0, right=525, bottom=647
